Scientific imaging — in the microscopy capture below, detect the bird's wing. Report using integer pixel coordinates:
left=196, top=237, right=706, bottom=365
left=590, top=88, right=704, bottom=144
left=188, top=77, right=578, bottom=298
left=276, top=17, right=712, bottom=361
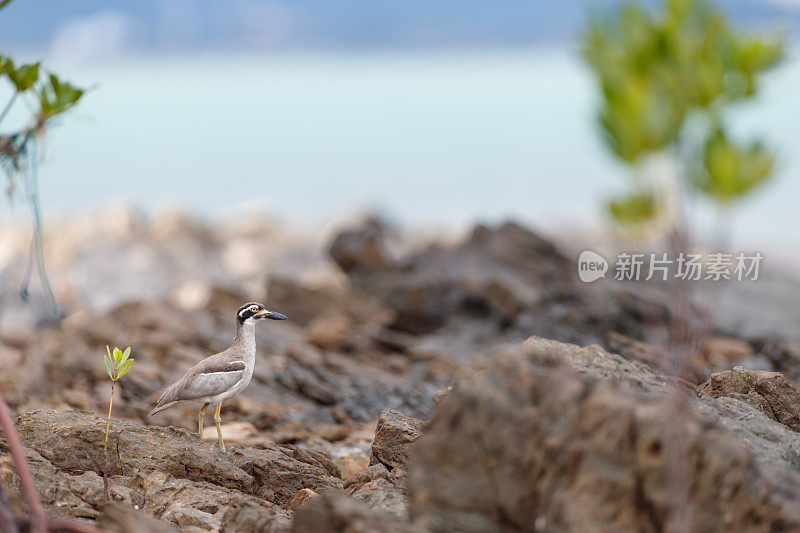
left=158, top=357, right=247, bottom=404
left=180, top=359, right=247, bottom=400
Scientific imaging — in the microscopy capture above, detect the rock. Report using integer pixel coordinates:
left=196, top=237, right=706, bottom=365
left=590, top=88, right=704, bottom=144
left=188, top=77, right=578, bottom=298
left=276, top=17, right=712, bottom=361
left=290, top=488, right=319, bottom=510
left=201, top=421, right=259, bottom=443
left=432, top=386, right=453, bottom=406
left=328, top=219, right=395, bottom=275
left=307, top=314, right=353, bottom=350
left=13, top=409, right=342, bottom=509
left=349, top=478, right=407, bottom=519
left=407, top=336, right=800, bottom=532
left=330, top=221, right=574, bottom=336
left=335, top=455, right=370, bottom=480
left=698, top=366, right=800, bottom=431
left=342, top=464, right=390, bottom=490
left=170, top=280, right=212, bottom=310
left=161, top=506, right=220, bottom=530
left=370, top=409, right=423, bottom=472
left=342, top=464, right=408, bottom=519
left=98, top=502, right=180, bottom=533
left=291, top=492, right=414, bottom=533
left=266, top=276, right=390, bottom=327
left=701, top=337, right=753, bottom=360
left=0, top=443, right=290, bottom=530
left=221, top=500, right=290, bottom=532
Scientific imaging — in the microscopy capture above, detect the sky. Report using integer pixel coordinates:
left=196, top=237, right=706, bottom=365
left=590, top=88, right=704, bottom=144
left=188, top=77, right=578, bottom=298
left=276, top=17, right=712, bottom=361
left=1, top=0, right=798, bottom=56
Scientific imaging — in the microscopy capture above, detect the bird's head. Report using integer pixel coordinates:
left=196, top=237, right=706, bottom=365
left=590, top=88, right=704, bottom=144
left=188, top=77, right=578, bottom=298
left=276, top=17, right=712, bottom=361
left=236, top=302, right=288, bottom=325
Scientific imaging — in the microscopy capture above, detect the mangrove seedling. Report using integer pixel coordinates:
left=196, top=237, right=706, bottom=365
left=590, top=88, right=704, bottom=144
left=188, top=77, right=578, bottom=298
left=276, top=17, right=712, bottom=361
left=583, top=0, right=783, bottom=241
left=1, top=0, right=89, bottom=315
left=103, top=346, right=133, bottom=451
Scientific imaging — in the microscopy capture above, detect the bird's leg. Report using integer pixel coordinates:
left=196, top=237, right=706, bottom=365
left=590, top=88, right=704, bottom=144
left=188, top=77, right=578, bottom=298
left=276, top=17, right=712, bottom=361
left=198, top=402, right=209, bottom=438
left=214, top=403, right=225, bottom=452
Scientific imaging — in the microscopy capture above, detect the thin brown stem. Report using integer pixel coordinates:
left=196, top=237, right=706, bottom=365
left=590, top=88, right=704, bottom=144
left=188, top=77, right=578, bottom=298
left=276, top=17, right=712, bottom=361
left=0, top=390, right=46, bottom=533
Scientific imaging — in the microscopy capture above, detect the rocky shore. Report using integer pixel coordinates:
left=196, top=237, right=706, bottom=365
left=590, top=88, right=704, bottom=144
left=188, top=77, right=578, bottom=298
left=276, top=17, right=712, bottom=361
left=0, top=208, right=799, bottom=531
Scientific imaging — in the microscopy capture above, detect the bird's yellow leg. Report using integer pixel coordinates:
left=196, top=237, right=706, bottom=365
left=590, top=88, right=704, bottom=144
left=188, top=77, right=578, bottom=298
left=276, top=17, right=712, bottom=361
left=198, top=402, right=210, bottom=438
left=214, top=403, right=225, bottom=452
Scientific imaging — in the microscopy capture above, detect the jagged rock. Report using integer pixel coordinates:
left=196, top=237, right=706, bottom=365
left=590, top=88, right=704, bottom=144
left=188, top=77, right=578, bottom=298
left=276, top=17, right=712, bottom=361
left=290, top=488, right=319, bottom=510
left=348, top=478, right=407, bottom=519
left=201, top=421, right=259, bottom=443
left=432, top=387, right=453, bottom=406
left=343, top=464, right=391, bottom=491
left=11, top=409, right=342, bottom=519
left=334, top=455, right=370, bottom=480
left=407, top=336, right=800, bottom=532
left=342, top=463, right=407, bottom=518
left=328, top=219, right=395, bottom=275
left=701, top=337, right=753, bottom=361
left=370, top=409, right=422, bottom=472
left=98, top=502, right=180, bottom=533
left=698, top=365, right=800, bottom=431
left=266, top=276, right=390, bottom=328
left=329, top=221, right=571, bottom=335
left=291, top=492, right=414, bottom=533
left=307, top=314, right=353, bottom=350
left=220, top=500, right=290, bottom=532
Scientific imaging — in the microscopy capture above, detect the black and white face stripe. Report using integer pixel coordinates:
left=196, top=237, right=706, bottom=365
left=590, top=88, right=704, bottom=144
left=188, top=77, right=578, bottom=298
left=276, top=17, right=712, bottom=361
left=237, top=302, right=264, bottom=323
left=235, top=302, right=288, bottom=323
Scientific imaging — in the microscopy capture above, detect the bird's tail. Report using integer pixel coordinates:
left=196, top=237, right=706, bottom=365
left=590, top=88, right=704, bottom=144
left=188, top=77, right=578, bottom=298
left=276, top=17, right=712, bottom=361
left=148, top=384, right=178, bottom=416
left=148, top=400, right=177, bottom=417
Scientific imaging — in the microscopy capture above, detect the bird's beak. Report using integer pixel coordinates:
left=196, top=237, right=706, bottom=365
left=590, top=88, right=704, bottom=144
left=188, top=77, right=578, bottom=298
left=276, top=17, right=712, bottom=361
left=257, top=309, right=288, bottom=320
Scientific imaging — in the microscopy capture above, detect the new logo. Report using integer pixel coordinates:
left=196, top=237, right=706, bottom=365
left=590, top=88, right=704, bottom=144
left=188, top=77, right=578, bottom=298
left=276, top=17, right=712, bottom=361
left=578, top=251, right=608, bottom=282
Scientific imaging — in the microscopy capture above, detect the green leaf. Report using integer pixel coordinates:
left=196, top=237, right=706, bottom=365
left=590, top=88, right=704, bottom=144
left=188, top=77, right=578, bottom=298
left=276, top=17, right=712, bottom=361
left=0, top=0, right=15, bottom=12
left=582, top=0, right=785, bottom=169
left=104, top=351, right=114, bottom=380
left=119, top=346, right=131, bottom=365
left=39, top=74, right=85, bottom=118
left=113, top=347, right=122, bottom=363
left=693, top=129, right=774, bottom=203
left=117, top=359, right=134, bottom=379
left=6, top=60, right=40, bottom=92
left=608, top=189, right=659, bottom=226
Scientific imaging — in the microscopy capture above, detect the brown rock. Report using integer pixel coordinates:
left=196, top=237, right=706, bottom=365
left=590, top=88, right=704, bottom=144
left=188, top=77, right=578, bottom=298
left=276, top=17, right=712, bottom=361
left=14, top=409, right=342, bottom=508
left=328, top=219, right=395, bottom=275
left=698, top=365, right=800, bottom=431
left=0, top=443, right=289, bottom=530
left=221, top=500, right=290, bottom=533
left=335, top=455, right=370, bottom=480
left=701, top=337, right=753, bottom=361
left=290, top=488, right=319, bottom=510
left=349, top=478, right=407, bottom=519
left=98, top=502, right=180, bottom=533
left=343, top=464, right=391, bottom=491
left=370, top=409, right=422, bottom=471
left=307, top=314, right=353, bottom=350
left=432, top=386, right=453, bottom=406
left=407, top=336, right=800, bottom=532
left=266, top=276, right=390, bottom=327
left=291, top=492, right=414, bottom=533
left=201, top=421, right=259, bottom=443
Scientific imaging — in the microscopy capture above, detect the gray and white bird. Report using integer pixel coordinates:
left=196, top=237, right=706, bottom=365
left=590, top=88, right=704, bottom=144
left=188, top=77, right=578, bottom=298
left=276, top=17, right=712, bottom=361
left=149, top=302, right=287, bottom=451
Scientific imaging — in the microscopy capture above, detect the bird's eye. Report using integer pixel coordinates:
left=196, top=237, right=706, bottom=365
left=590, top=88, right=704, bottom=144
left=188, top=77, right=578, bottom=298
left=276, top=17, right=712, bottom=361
left=249, top=305, right=258, bottom=313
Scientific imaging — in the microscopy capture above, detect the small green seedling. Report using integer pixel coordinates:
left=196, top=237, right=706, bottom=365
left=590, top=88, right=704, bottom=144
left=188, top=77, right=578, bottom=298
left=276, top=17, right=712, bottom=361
left=103, top=346, right=134, bottom=451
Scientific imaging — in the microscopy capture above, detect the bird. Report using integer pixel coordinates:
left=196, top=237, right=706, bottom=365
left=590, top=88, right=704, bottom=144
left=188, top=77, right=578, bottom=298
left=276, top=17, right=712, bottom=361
left=148, top=302, right=288, bottom=451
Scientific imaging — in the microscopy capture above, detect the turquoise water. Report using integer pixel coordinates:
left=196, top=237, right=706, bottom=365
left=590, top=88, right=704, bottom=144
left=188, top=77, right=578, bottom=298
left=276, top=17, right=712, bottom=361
left=1, top=47, right=798, bottom=249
